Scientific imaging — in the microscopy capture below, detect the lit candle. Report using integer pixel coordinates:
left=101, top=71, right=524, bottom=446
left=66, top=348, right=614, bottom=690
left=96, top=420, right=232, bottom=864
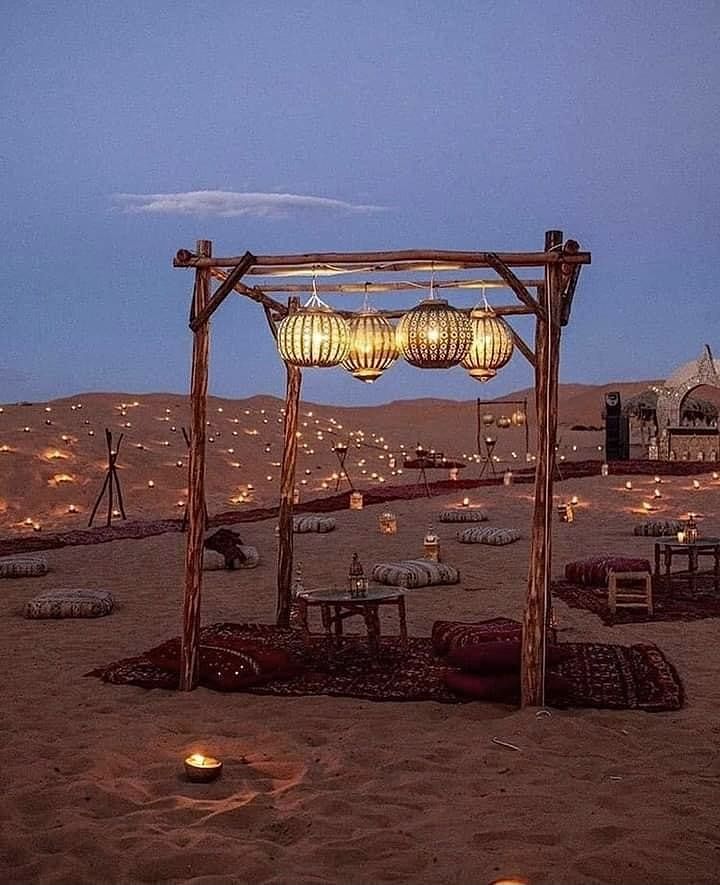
left=184, top=753, right=223, bottom=782
left=625, top=481, right=633, bottom=490
left=570, top=495, right=579, bottom=505
left=654, top=475, right=661, bottom=484
left=677, top=531, right=686, bottom=543
left=692, top=479, right=700, bottom=490
left=462, top=497, right=470, bottom=507
left=654, top=488, right=661, bottom=498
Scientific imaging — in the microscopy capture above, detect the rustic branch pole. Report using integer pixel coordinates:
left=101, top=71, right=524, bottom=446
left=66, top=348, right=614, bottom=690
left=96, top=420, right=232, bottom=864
left=507, top=327, right=536, bottom=367
left=276, top=297, right=302, bottom=627
left=522, top=231, right=564, bottom=707
left=180, top=239, right=211, bottom=691
left=209, top=269, right=289, bottom=316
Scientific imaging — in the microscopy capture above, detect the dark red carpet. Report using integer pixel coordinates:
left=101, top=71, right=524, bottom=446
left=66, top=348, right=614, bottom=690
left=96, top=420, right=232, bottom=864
left=553, top=577, right=720, bottom=625
left=88, top=621, right=683, bottom=712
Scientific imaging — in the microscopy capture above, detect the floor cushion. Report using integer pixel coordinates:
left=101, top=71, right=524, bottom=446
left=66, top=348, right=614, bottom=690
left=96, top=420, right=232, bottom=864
left=444, top=669, right=572, bottom=703
left=438, top=509, right=488, bottom=523
left=0, top=556, right=48, bottom=578
left=432, top=617, right=522, bottom=656
left=204, top=546, right=260, bottom=570
left=457, top=527, right=522, bottom=545
left=145, top=637, right=296, bottom=692
left=25, top=589, right=114, bottom=619
left=564, top=556, right=652, bottom=587
left=372, top=560, right=460, bottom=589
left=633, top=519, right=684, bottom=537
left=447, top=639, right=570, bottom=674
left=293, top=516, right=336, bottom=533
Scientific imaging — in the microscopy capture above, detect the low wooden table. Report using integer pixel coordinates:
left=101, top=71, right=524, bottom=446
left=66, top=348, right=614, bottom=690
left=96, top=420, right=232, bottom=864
left=297, top=587, right=408, bottom=656
left=654, top=538, right=720, bottom=594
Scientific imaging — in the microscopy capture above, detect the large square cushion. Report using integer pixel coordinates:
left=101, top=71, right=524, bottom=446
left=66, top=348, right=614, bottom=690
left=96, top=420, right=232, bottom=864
left=564, top=556, right=652, bottom=587
left=371, top=560, right=460, bottom=589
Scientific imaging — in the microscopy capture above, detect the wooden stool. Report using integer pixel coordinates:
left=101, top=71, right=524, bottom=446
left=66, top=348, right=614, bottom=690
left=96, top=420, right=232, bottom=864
left=608, top=570, right=653, bottom=615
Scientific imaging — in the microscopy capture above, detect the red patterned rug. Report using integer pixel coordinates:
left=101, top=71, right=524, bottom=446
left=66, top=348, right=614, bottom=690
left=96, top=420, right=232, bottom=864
left=88, top=622, right=683, bottom=711
left=553, top=577, right=720, bottom=625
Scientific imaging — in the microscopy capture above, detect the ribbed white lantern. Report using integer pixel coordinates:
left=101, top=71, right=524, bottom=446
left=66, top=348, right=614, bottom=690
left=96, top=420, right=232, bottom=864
left=277, top=296, right=350, bottom=367
left=462, top=308, right=514, bottom=381
left=396, top=299, right=472, bottom=369
left=342, top=311, right=398, bottom=383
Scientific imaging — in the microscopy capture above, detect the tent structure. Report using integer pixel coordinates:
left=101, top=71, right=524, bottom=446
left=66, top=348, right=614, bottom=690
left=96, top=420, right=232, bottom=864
left=173, top=230, right=591, bottom=707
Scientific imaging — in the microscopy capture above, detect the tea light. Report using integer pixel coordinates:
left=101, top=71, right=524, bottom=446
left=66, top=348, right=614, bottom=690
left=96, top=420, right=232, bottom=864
left=462, top=497, right=471, bottom=508
left=677, top=531, right=686, bottom=543
left=147, top=480, right=155, bottom=488
left=712, top=471, right=719, bottom=480
left=184, top=753, right=223, bottom=783
left=653, top=488, right=662, bottom=499
left=642, top=501, right=653, bottom=511
left=692, top=479, right=700, bottom=490
left=624, top=481, right=633, bottom=490
left=654, top=475, right=661, bottom=484
left=570, top=495, right=579, bottom=506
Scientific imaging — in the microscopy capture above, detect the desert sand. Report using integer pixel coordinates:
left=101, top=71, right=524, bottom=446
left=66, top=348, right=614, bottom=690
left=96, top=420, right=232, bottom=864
left=1, top=391, right=719, bottom=885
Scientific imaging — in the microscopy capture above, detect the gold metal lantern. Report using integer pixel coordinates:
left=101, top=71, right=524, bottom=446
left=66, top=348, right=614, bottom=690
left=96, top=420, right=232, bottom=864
left=396, top=299, right=472, bottom=369
left=277, top=294, right=350, bottom=367
left=511, top=409, right=526, bottom=426
left=342, top=310, right=398, bottom=383
left=462, top=308, right=514, bottom=382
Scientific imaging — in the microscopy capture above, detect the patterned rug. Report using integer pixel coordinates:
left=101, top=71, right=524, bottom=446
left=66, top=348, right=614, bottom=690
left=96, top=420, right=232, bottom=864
left=553, top=577, right=720, bottom=625
left=88, top=622, right=683, bottom=711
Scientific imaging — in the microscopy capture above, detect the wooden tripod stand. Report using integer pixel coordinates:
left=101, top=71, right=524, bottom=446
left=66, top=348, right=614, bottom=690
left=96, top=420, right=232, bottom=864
left=88, top=429, right=126, bottom=527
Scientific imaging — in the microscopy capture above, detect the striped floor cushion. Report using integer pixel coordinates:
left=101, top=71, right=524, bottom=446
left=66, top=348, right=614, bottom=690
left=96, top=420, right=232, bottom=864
left=293, top=516, right=336, bottom=533
left=0, top=556, right=49, bottom=578
left=438, top=509, right=489, bottom=523
left=457, top=527, right=522, bottom=545
left=564, top=556, right=652, bottom=587
left=371, top=560, right=460, bottom=589
left=633, top=519, right=684, bottom=537
left=25, top=589, right=114, bottom=619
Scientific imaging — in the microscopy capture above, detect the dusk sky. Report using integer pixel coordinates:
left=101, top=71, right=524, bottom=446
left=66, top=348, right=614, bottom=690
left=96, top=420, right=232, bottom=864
left=2, top=1, right=718, bottom=406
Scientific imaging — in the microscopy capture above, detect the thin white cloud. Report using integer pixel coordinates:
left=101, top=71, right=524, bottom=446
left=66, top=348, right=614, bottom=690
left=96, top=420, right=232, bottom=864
left=112, top=190, right=387, bottom=218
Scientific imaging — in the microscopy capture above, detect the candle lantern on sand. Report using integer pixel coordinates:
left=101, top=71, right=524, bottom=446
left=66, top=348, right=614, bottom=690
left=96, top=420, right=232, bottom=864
left=423, top=526, right=440, bottom=561
left=349, top=491, right=364, bottom=510
left=348, top=552, right=368, bottom=597
left=503, top=469, right=513, bottom=486
left=184, top=753, right=223, bottom=783
left=379, top=511, right=397, bottom=534
left=601, top=462, right=609, bottom=477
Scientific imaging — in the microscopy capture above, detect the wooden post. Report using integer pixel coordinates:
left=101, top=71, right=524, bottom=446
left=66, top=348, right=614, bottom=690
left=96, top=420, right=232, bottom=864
left=276, top=298, right=302, bottom=627
left=179, top=239, right=211, bottom=691
left=522, top=230, right=563, bottom=707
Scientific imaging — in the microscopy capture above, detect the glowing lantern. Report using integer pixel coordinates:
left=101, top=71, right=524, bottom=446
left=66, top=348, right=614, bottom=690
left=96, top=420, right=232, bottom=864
left=396, top=299, right=472, bottom=369
left=462, top=308, right=514, bottom=381
left=497, top=415, right=512, bottom=429
left=342, top=310, right=398, bottom=383
left=277, top=294, right=350, bottom=367
left=511, top=409, right=526, bottom=426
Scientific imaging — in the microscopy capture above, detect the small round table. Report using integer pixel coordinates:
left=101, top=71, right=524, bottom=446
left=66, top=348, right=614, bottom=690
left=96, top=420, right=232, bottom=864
left=297, top=587, right=408, bottom=656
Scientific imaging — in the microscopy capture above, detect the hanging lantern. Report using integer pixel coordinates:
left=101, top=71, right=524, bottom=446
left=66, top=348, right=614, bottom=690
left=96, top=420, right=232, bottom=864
left=511, top=409, right=526, bottom=426
left=277, top=294, right=350, bottom=367
left=481, top=413, right=495, bottom=426
left=342, top=310, right=398, bottom=383
left=497, top=415, right=512, bottom=429
left=462, top=308, right=514, bottom=382
left=396, top=299, right=472, bottom=369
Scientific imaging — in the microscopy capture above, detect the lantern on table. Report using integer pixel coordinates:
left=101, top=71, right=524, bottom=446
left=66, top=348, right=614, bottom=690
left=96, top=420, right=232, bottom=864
left=423, top=525, right=440, bottom=561
left=379, top=511, right=397, bottom=534
left=348, top=552, right=368, bottom=597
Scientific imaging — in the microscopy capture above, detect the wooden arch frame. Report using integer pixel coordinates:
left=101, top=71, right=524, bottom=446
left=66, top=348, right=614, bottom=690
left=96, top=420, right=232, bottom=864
left=173, top=231, right=591, bottom=706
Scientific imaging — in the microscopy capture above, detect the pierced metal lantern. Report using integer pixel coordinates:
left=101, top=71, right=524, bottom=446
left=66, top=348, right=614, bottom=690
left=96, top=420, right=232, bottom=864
left=342, top=310, right=398, bottom=383
left=462, top=308, right=514, bottom=381
left=277, top=296, right=350, bottom=367
left=481, top=413, right=496, bottom=426
left=511, top=409, right=526, bottom=426
left=396, top=299, right=472, bottom=369
left=497, top=415, right=512, bottom=429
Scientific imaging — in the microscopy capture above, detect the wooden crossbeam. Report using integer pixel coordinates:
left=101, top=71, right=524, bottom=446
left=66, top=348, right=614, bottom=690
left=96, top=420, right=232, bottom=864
left=508, top=327, right=536, bottom=367
left=248, top=278, right=544, bottom=294
left=209, top=270, right=288, bottom=318
left=175, top=248, right=592, bottom=271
